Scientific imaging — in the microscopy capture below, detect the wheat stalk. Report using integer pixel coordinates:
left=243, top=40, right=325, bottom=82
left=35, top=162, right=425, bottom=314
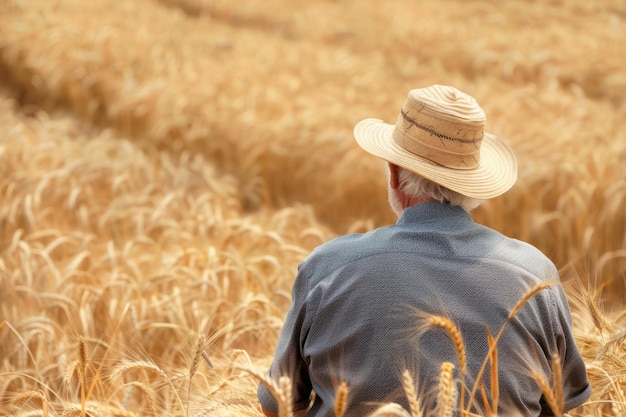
left=478, top=383, right=492, bottom=417
left=484, top=326, right=499, bottom=416
left=466, top=281, right=556, bottom=413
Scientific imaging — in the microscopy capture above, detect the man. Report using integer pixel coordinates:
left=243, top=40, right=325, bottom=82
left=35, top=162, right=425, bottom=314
left=257, top=85, right=590, bottom=416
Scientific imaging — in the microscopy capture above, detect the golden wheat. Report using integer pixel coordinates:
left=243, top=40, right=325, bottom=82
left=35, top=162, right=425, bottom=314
left=278, top=376, right=293, bottom=417
left=1, top=0, right=625, bottom=416
left=368, top=403, right=413, bottom=417
left=434, top=362, right=456, bottom=417
left=531, top=368, right=563, bottom=417
left=334, top=380, right=348, bottom=417
left=425, top=316, right=467, bottom=376
left=485, top=328, right=498, bottom=416
left=401, top=370, right=422, bottom=417
left=551, top=354, right=564, bottom=415
left=508, top=281, right=556, bottom=320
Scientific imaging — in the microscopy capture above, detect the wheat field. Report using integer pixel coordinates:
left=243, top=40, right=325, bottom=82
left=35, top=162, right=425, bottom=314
left=1, top=0, right=625, bottom=416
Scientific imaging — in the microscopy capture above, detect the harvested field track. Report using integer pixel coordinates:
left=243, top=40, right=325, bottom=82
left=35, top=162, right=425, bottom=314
left=1, top=0, right=625, bottom=416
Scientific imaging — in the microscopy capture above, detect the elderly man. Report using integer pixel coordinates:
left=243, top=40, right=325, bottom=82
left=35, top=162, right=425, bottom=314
left=257, top=85, right=590, bottom=417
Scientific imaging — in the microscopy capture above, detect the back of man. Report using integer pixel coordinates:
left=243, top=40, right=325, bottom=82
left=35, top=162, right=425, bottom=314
left=258, top=202, right=590, bottom=416
left=258, top=85, right=590, bottom=416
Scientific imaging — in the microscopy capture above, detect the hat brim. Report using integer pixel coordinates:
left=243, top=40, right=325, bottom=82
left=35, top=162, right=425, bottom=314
left=354, top=118, right=518, bottom=199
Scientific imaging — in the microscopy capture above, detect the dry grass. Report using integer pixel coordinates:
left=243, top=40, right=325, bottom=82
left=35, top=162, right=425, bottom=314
left=1, top=0, right=625, bottom=415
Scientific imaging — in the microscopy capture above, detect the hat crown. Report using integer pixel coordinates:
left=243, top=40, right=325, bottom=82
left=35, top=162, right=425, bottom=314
left=393, top=85, right=486, bottom=169
left=413, top=85, right=486, bottom=123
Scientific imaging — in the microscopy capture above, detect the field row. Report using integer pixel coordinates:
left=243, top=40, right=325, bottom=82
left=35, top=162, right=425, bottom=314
left=159, top=0, right=626, bottom=105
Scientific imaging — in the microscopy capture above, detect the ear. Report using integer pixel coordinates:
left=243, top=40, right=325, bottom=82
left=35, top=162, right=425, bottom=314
left=388, top=163, right=400, bottom=189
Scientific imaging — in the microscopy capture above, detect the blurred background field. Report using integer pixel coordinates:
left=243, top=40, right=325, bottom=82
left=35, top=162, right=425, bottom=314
left=1, top=0, right=625, bottom=416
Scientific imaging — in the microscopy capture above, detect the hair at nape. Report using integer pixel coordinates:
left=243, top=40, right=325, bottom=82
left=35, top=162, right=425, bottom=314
left=396, top=167, right=483, bottom=212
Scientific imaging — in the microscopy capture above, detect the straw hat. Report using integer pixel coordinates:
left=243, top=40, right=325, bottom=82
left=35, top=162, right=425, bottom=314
left=353, top=85, right=517, bottom=199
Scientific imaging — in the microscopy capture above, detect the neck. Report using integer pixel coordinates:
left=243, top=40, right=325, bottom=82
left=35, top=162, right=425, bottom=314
left=389, top=187, right=435, bottom=217
left=405, top=194, right=435, bottom=207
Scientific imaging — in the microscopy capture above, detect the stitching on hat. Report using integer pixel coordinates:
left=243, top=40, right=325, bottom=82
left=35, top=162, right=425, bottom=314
left=400, top=109, right=483, bottom=145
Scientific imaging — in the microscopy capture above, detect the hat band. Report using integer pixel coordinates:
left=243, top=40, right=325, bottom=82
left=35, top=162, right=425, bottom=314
left=392, top=109, right=481, bottom=169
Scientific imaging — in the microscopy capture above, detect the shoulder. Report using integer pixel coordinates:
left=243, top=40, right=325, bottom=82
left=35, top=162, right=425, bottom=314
left=298, top=227, right=390, bottom=282
left=475, top=222, right=559, bottom=280
left=509, top=237, right=559, bottom=278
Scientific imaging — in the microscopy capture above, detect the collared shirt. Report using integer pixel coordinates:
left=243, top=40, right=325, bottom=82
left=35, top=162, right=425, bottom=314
left=258, top=202, right=590, bottom=416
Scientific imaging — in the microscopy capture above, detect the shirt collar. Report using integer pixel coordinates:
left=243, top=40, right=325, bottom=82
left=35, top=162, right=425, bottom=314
left=396, top=201, right=473, bottom=228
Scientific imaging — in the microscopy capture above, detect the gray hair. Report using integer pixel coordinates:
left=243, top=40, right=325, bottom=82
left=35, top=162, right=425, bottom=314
left=397, top=167, right=483, bottom=212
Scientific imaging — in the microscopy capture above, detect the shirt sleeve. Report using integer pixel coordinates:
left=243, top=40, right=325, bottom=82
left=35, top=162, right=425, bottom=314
left=257, top=267, right=313, bottom=413
left=542, top=285, right=591, bottom=414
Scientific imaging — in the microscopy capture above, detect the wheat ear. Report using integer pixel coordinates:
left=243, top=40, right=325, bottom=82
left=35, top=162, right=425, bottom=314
left=527, top=347, right=566, bottom=417
left=111, top=359, right=186, bottom=413
left=190, top=334, right=207, bottom=379
left=435, top=362, right=456, bottom=417
left=585, top=288, right=613, bottom=333
left=78, top=336, right=88, bottom=417
left=62, top=406, right=86, bottom=417
left=368, top=403, right=412, bottom=417
left=426, top=316, right=467, bottom=373
left=334, top=380, right=348, bottom=417
left=238, top=367, right=281, bottom=403
left=187, top=333, right=207, bottom=415
left=122, top=381, right=157, bottom=415
left=278, top=375, right=293, bottom=417
left=10, top=390, right=49, bottom=415
left=427, top=315, right=466, bottom=411
left=239, top=367, right=296, bottom=416
left=111, top=360, right=166, bottom=378
left=551, top=354, right=564, bottom=415
left=531, top=368, right=563, bottom=417
left=508, top=282, right=555, bottom=320
left=401, top=370, right=422, bottom=417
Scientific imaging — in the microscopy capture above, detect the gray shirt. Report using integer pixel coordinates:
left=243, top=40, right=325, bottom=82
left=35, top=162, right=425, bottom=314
left=258, top=202, right=590, bottom=416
